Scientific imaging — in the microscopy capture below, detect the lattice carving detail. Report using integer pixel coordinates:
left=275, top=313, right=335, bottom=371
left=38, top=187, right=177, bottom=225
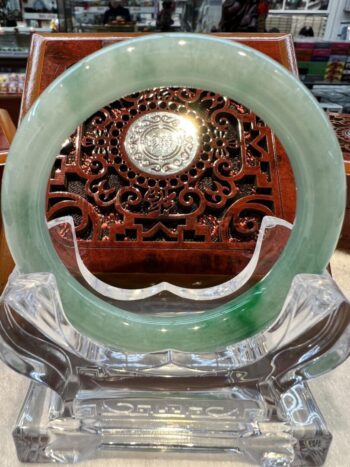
left=48, top=87, right=286, bottom=248
left=329, top=113, right=350, bottom=162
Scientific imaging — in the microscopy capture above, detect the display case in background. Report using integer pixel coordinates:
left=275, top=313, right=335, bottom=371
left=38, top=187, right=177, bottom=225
left=26, top=0, right=333, bottom=36
left=268, top=0, right=330, bottom=36
left=68, top=0, right=187, bottom=32
left=0, top=0, right=56, bottom=122
left=1, top=1, right=350, bottom=121
left=0, top=30, right=30, bottom=123
left=0, top=0, right=344, bottom=40
left=70, top=0, right=150, bottom=32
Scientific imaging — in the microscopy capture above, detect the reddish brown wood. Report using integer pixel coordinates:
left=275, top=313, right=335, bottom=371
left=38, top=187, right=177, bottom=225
left=328, top=113, right=350, bottom=249
left=0, top=95, right=21, bottom=125
left=16, top=33, right=298, bottom=279
left=0, top=117, right=15, bottom=293
left=2, top=34, right=350, bottom=292
left=46, top=86, right=296, bottom=275
left=329, top=113, right=350, bottom=171
left=0, top=109, right=16, bottom=145
left=20, top=33, right=299, bottom=117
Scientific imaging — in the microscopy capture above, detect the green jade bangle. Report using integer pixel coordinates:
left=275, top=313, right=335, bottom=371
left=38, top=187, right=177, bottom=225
left=1, top=34, right=346, bottom=353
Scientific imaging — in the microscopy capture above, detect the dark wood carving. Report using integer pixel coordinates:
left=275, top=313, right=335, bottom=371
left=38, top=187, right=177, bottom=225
left=21, top=34, right=298, bottom=277
left=47, top=86, right=295, bottom=275
left=48, top=89, right=287, bottom=243
left=20, top=33, right=299, bottom=118
left=329, top=113, right=350, bottom=164
left=328, top=113, right=350, bottom=250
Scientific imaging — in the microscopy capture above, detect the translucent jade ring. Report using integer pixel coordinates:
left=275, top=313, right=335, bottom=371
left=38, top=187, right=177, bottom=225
left=2, top=34, right=346, bottom=353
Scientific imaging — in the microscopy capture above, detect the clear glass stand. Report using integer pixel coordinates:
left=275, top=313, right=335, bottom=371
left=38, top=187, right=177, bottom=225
left=1, top=217, right=349, bottom=465
left=14, top=380, right=331, bottom=465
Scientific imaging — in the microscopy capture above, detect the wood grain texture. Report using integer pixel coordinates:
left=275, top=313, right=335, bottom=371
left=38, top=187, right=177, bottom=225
left=0, top=111, right=15, bottom=292
left=20, top=33, right=299, bottom=117
left=0, top=109, right=16, bottom=145
left=328, top=113, right=350, bottom=249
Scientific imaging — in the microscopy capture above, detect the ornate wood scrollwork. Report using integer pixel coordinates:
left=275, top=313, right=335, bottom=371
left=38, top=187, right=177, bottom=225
left=329, top=113, right=350, bottom=162
left=48, top=86, right=293, bottom=266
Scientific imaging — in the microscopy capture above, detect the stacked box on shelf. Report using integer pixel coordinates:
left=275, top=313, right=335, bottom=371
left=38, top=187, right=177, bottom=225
left=343, top=57, right=350, bottom=83
left=325, top=55, right=347, bottom=82
left=330, top=42, right=350, bottom=55
left=312, top=42, right=331, bottom=82
left=295, top=40, right=350, bottom=83
left=295, top=40, right=327, bottom=82
left=342, top=57, right=350, bottom=83
left=326, top=42, right=350, bottom=82
left=0, top=73, right=25, bottom=95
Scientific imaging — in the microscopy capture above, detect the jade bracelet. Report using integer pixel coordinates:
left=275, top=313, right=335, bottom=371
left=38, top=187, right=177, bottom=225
left=1, top=34, right=346, bottom=353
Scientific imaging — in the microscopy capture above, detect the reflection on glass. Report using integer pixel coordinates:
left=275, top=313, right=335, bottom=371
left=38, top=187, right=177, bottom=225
left=269, top=0, right=284, bottom=10
left=269, top=0, right=329, bottom=10
left=0, top=0, right=22, bottom=25
left=307, top=0, right=329, bottom=10
left=285, top=0, right=307, bottom=10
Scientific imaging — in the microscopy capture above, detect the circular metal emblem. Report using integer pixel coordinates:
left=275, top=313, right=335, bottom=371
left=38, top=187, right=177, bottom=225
left=124, top=112, right=199, bottom=175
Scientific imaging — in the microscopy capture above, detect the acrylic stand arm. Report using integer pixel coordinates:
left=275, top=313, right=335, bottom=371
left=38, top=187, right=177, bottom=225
left=1, top=217, right=349, bottom=398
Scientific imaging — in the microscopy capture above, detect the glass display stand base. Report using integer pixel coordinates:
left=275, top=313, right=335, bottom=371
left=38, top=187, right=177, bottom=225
left=14, top=380, right=331, bottom=466
left=2, top=219, right=349, bottom=466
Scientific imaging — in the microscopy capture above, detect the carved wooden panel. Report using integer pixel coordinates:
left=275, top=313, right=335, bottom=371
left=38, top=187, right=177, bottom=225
left=21, top=33, right=298, bottom=119
left=47, top=86, right=295, bottom=275
left=328, top=113, right=350, bottom=249
left=21, top=34, right=298, bottom=276
left=49, top=87, right=285, bottom=243
left=329, top=113, right=350, bottom=164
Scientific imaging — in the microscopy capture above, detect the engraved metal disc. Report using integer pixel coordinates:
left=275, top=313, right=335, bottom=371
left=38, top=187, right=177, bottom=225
left=124, top=112, right=199, bottom=175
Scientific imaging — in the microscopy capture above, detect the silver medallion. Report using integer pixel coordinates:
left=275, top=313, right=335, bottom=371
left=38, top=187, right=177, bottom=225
left=124, top=112, right=199, bottom=175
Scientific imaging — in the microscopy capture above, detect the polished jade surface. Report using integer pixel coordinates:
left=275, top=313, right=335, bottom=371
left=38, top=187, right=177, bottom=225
left=1, top=34, right=346, bottom=353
